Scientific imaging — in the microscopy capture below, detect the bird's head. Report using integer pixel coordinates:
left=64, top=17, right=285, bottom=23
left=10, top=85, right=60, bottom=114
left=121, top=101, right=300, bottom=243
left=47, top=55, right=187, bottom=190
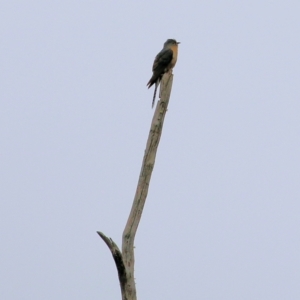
left=164, top=39, right=180, bottom=48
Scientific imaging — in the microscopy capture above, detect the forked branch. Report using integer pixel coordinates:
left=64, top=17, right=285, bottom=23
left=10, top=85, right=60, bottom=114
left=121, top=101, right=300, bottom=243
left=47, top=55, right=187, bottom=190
left=98, top=72, right=174, bottom=300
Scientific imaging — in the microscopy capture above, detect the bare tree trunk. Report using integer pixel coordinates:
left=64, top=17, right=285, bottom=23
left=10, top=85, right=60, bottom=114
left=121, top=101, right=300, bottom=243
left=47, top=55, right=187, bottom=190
left=98, top=71, right=174, bottom=300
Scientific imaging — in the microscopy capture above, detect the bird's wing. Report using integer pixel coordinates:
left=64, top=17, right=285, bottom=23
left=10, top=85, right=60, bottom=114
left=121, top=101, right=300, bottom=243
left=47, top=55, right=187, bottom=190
left=147, top=48, right=173, bottom=89
left=152, top=48, right=173, bottom=73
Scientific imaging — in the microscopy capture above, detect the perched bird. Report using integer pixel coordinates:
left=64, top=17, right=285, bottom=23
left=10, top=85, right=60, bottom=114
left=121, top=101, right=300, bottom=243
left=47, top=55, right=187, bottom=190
left=147, top=39, right=180, bottom=108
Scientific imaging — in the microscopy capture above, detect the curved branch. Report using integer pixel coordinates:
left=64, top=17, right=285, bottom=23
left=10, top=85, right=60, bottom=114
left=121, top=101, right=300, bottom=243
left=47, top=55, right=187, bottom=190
left=97, top=231, right=127, bottom=299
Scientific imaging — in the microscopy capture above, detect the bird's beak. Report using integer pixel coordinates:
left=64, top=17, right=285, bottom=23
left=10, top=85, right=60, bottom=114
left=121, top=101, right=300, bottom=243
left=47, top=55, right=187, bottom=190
left=177, top=42, right=180, bottom=44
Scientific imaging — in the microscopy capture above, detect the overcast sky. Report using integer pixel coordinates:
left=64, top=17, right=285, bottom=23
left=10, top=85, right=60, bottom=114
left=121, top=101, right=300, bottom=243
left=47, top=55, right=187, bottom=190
left=1, top=1, right=300, bottom=299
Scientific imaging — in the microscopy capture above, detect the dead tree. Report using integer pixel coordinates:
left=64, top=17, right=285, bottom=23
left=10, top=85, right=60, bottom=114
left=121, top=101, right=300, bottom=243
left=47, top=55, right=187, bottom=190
left=98, top=72, right=174, bottom=300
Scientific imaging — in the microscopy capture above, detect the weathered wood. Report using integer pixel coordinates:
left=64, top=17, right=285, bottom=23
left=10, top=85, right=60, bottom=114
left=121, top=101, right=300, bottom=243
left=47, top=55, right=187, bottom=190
left=99, top=72, right=174, bottom=300
left=97, top=231, right=127, bottom=299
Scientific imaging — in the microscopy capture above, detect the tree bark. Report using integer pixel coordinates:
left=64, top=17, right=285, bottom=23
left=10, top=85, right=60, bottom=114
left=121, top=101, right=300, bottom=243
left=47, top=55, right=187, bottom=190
left=98, top=71, right=174, bottom=300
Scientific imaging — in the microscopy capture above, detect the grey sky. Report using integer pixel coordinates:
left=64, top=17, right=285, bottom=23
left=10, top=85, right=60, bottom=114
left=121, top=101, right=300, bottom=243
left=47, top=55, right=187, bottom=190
left=1, top=1, right=300, bottom=299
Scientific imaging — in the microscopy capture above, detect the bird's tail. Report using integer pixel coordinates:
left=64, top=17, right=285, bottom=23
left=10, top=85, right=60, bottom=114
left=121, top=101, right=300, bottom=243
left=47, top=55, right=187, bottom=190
left=152, top=81, right=159, bottom=108
left=147, top=73, right=158, bottom=89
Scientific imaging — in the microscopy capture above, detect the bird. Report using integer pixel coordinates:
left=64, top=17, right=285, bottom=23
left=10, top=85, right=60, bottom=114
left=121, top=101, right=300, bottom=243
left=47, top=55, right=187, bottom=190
left=147, top=39, right=180, bottom=108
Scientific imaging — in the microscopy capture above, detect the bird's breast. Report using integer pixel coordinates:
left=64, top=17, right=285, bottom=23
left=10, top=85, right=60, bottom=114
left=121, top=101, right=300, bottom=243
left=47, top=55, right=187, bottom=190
left=169, top=45, right=178, bottom=69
